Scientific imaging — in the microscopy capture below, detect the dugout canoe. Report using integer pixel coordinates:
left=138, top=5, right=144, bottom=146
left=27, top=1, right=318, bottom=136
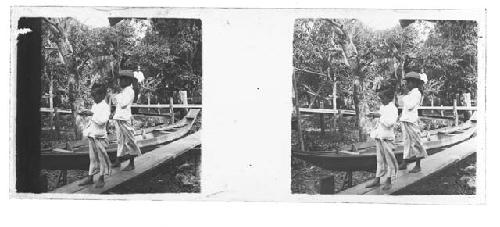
left=40, top=109, right=200, bottom=170
left=292, top=122, right=477, bottom=171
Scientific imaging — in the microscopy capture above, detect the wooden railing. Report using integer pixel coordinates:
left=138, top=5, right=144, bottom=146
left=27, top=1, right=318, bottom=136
left=299, top=106, right=476, bottom=115
left=41, top=104, right=203, bottom=114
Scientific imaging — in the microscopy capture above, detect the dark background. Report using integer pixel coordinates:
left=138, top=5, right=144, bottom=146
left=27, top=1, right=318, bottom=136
left=16, top=17, right=42, bottom=193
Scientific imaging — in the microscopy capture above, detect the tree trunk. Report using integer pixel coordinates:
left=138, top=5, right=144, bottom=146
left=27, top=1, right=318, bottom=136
left=293, top=72, right=306, bottom=152
left=331, top=70, right=338, bottom=132
left=325, top=19, right=369, bottom=141
left=353, top=78, right=368, bottom=141
left=44, top=18, right=85, bottom=140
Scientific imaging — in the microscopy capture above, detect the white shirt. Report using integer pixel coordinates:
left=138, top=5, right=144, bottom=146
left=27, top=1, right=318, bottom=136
left=399, top=88, right=421, bottom=123
left=134, top=71, right=145, bottom=83
left=83, top=100, right=110, bottom=138
left=113, top=85, right=134, bottom=121
left=370, top=102, right=398, bottom=140
left=420, top=73, right=428, bottom=84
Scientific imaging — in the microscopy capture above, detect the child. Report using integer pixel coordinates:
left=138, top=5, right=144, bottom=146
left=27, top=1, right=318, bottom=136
left=398, top=72, right=428, bottom=172
left=111, top=70, right=142, bottom=171
left=366, top=80, right=399, bottom=190
left=78, top=83, right=112, bottom=188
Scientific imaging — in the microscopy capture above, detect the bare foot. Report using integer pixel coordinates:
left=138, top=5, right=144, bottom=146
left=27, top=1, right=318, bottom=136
left=78, top=177, right=93, bottom=186
left=365, top=179, right=380, bottom=188
left=122, top=164, right=135, bottom=171
left=94, top=176, right=105, bottom=188
left=382, top=183, right=392, bottom=191
left=409, top=166, right=421, bottom=173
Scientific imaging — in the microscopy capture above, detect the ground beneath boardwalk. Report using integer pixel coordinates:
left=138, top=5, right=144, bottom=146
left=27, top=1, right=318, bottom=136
left=394, top=153, right=476, bottom=195
left=105, top=149, right=201, bottom=194
left=292, top=157, right=375, bottom=194
left=41, top=169, right=88, bottom=192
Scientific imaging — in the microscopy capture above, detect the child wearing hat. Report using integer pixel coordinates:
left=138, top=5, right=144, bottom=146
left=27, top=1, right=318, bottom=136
left=366, top=79, right=399, bottom=190
left=78, top=83, right=112, bottom=188
left=112, top=70, right=142, bottom=171
left=398, top=71, right=427, bottom=172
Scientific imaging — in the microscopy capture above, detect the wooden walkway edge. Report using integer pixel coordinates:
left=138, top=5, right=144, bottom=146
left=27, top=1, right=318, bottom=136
left=337, top=137, right=477, bottom=195
left=52, top=130, right=201, bottom=194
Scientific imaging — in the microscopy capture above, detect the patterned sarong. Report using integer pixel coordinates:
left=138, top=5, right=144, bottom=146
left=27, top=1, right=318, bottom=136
left=375, top=138, right=398, bottom=178
left=114, top=120, right=142, bottom=157
left=401, top=121, right=428, bottom=160
left=88, top=137, right=112, bottom=177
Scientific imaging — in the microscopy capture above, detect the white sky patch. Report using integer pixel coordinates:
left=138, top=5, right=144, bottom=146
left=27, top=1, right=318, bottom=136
left=356, top=14, right=400, bottom=31
left=75, top=13, right=110, bottom=28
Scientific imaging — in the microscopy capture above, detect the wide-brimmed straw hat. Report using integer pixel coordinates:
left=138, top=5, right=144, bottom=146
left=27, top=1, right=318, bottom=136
left=118, top=70, right=135, bottom=79
left=403, top=71, right=422, bottom=81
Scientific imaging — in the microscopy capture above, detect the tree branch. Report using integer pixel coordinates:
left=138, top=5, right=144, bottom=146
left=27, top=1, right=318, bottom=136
left=294, top=67, right=328, bottom=78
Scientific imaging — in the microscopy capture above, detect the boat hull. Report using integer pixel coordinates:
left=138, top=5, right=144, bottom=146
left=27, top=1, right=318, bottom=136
left=293, top=124, right=476, bottom=171
left=41, top=109, right=200, bottom=170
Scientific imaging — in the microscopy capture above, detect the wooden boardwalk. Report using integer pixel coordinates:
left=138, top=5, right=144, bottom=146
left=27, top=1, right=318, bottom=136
left=52, top=131, right=201, bottom=194
left=337, top=137, right=477, bottom=195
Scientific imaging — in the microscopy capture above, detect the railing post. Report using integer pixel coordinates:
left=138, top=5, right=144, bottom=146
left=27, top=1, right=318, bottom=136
left=463, top=92, right=472, bottom=120
left=453, top=98, right=458, bottom=126
left=169, top=97, right=174, bottom=123
left=319, top=101, right=325, bottom=136
left=430, top=96, right=434, bottom=115
left=179, top=90, right=188, bottom=114
left=54, top=107, right=60, bottom=139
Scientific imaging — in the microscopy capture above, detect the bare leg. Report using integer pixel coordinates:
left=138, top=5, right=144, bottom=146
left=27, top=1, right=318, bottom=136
left=382, top=178, right=392, bottom=190
left=410, top=159, right=421, bottom=173
left=112, top=156, right=121, bottom=168
left=399, top=159, right=408, bottom=170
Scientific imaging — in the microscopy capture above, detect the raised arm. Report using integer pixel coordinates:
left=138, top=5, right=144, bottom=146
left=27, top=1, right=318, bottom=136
left=402, top=90, right=421, bottom=110
left=115, top=88, right=134, bottom=109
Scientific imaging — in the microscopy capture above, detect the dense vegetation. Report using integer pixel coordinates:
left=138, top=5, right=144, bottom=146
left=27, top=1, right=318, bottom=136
left=293, top=19, right=478, bottom=141
left=41, top=18, right=202, bottom=138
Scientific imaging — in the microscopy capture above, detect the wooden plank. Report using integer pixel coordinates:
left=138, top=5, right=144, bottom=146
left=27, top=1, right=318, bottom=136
left=40, top=107, right=72, bottom=114
left=131, top=104, right=202, bottom=109
left=299, top=106, right=477, bottom=115
left=401, top=106, right=477, bottom=111
left=40, top=104, right=202, bottom=114
left=337, top=137, right=476, bottom=195
left=52, top=131, right=201, bottom=194
left=299, top=108, right=353, bottom=115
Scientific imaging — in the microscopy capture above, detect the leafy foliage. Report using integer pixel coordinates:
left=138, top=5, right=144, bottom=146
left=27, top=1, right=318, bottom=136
left=42, top=18, right=202, bottom=108
left=293, top=18, right=478, bottom=140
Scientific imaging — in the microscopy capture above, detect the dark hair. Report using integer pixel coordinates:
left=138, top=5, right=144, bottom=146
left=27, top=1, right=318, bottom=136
left=406, top=77, right=424, bottom=95
left=91, top=83, right=107, bottom=103
left=375, top=79, right=396, bottom=102
left=119, top=76, right=134, bottom=88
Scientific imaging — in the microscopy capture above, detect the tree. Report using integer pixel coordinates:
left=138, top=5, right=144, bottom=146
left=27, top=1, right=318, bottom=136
left=42, top=18, right=102, bottom=139
left=421, top=20, right=478, bottom=103
left=293, top=19, right=432, bottom=141
left=42, top=17, right=203, bottom=141
left=125, top=19, right=202, bottom=102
